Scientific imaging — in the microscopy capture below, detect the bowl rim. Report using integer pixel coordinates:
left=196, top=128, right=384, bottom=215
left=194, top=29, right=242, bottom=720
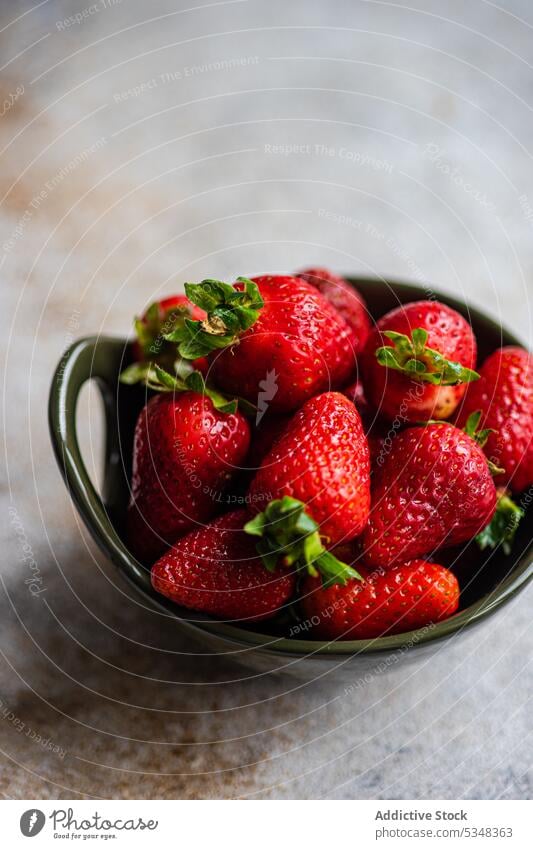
left=48, top=276, right=533, bottom=657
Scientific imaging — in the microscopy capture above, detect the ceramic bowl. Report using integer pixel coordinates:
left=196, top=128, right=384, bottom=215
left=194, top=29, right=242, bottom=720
left=48, top=278, right=532, bottom=681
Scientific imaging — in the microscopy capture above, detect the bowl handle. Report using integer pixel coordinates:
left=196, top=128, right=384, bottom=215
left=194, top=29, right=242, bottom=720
left=48, top=336, right=147, bottom=583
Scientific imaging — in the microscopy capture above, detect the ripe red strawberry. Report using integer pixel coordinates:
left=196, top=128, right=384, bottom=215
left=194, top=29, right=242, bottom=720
left=363, top=422, right=497, bottom=568
left=127, top=389, right=250, bottom=563
left=361, top=300, right=478, bottom=422
left=300, top=560, right=459, bottom=639
left=456, top=346, right=533, bottom=494
left=169, top=276, right=356, bottom=412
left=151, top=510, right=295, bottom=622
left=296, top=267, right=371, bottom=354
left=248, top=392, right=371, bottom=546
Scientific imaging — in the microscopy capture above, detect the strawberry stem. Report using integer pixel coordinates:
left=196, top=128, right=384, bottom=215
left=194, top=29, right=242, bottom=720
left=476, top=491, right=524, bottom=555
left=244, top=496, right=362, bottom=587
left=165, top=278, right=264, bottom=360
left=375, top=328, right=480, bottom=386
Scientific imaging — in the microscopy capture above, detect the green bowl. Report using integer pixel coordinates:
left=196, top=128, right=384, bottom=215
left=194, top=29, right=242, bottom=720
left=48, top=278, right=533, bottom=679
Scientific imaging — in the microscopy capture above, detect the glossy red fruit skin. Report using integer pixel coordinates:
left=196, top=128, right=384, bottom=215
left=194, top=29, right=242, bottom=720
left=151, top=510, right=296, bottom=621
left=363, top=423, right=497, bottom=568
left=248, top=392, right=371, bottom=546
left=361, top=300, right=477, bottom=422
left=127, top=393, right=250, bottom=563
left=297, top=267, right=371, bottom=354
left=300, top=560, right=459, bottom=639
left=132, top=294, right=207, bottom=371
left=208, top=275, right=356, bottom=413
left=456, top=346, right=533, bottom=494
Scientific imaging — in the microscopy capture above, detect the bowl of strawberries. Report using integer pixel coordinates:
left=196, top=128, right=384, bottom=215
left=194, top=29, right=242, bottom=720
left=49, top=271, right=533, bottom=678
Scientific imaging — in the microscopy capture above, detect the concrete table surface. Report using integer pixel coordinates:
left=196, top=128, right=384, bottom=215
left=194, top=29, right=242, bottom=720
left=1, top=0, right=532, bottom=799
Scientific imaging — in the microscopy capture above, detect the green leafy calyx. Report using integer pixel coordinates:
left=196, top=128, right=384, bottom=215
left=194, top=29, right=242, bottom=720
left=476, top=491, right=525, bottom=556
left=375, top=328, right=480, bottom=386
left=244, top=496, right=362, bottom=587
left=165, top=278, right=264, bottom=360
left=463, top=411, right=505, bottom=475
left=121, top=363, right=240, bottom=414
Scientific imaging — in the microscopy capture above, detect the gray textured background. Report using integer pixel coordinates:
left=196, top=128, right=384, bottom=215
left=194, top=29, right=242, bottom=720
left=1, top=0, right=532, bottom=799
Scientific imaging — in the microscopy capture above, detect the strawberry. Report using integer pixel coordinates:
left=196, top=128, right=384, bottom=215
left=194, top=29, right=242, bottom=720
left=152, top=497, right=361, bottom=620
left=456, top=346, right=533, bottom=494
left=362, top=421, right=497, bottom=568
left=296, top=267, right=371, bottom=353
left=121, top=294, right=207, bottom=385
left=151, top=510, right=295, bottom=622
left=361, top=300, right=479, bottom=422
left=247, top=392, right=371, bottom=546
left=127, top=379, right=250, bottom=563
left=168, top=275, right=356, bottom=413
left=300, top=560, right=459, bottom=639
